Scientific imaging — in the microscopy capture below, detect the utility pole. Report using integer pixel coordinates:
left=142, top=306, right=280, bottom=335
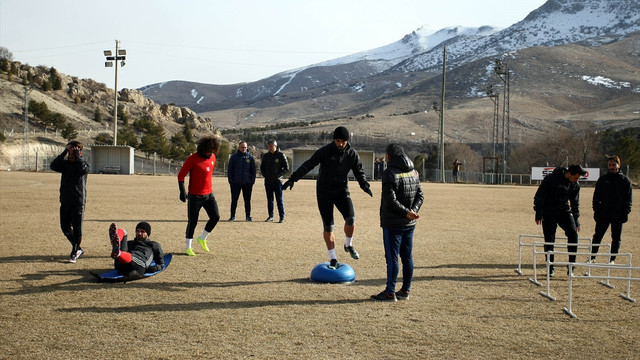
left=23, top=85, right=32, bottom=170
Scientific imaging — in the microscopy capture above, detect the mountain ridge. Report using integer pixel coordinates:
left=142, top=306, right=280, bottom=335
left=140, top=0, right=640, bottom=116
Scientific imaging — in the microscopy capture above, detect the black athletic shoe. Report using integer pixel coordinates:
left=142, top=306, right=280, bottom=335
left=549, top=266, right=555, bottom=278
left=371, top=291, right=397, bottom=302
left=567, top=266, right=574, bottom=277
left=395, top=290, right=410, bottom=300
left=278, top=217, right=285, bottom=223
left=109, top=223, right=121, bottom=258
left=265, top=216, right=274, bottom=222
left=328, top=259, right=338, bottom=270
left=344, top=245, right=360, bottom=260
left=68, top=250, right=77, bottom=263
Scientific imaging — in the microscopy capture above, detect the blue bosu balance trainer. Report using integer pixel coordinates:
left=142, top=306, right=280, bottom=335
left=310, top=262, right=355, bottom=283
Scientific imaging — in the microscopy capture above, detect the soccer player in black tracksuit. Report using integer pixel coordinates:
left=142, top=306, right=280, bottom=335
left=283, top=126, right=373, bottom=269
left=590, top=155, right=633, bottom=264
left=109, top=222, right=165, bottom=277
left=50, top=141, right=90, bottom=263
left=533, top=164, right=587, bottom=277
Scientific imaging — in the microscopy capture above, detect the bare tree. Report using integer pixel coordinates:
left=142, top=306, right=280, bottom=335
left=0, top=47, right=13, bottom=60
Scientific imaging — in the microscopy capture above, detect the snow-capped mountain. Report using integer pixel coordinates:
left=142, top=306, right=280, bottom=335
left=140, top=0, right=640, bottom=113
left=389, top=0, right=640, bottom=73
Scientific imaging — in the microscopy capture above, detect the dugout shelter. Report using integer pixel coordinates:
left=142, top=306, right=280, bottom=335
left=291, top=147, right=374, bottom=180
left=90, top=145, right=134, bottom=175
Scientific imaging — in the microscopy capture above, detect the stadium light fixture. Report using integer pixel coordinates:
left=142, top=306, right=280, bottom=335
left=103, top=40, right=126, bottom=145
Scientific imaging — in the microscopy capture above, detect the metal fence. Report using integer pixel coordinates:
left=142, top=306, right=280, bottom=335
left=418, top=169, right=534, bottom=185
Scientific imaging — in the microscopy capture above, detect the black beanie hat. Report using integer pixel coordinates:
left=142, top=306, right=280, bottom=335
left=136, top=222, right=151, bottom=236
left=333, top=126, right=350, bottom=140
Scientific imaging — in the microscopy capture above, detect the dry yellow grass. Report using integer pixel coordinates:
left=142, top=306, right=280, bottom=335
left=1, top=171, right=639, bottom=359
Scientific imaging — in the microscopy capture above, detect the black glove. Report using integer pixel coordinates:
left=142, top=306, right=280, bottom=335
left=361, top=181, right=373, bottom=197
left=621, top=213, right=629, bottom=223
left=61, top=148, right=68, bottom=156
left=178, top=181, right=187, bottom=202
left=72, top=149, right=80, bottom=159
left=282, top=179, right=294, bottom=190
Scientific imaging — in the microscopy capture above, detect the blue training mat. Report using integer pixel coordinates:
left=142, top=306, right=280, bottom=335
left=93, top=253, right=172, bottom=282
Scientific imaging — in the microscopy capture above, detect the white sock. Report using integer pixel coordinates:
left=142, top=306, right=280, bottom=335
left=186, top=238, right=193, bottom=249
left=328, top=248, right=337, bottom=260
left=199, top=230, right=210, bottom=240
left=345, top=236, right=353, bottom=247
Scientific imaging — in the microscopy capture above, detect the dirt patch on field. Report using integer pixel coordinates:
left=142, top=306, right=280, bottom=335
left=0, top=171, right=638, bottom=359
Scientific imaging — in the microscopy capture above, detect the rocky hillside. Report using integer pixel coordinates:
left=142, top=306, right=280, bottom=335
left=0, top=65, right=220, bottom=169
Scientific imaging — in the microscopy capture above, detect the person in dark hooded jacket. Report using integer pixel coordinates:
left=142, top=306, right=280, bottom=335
left=533, top=164, right=587, bottom=276
left=371, top=143, right=423, bottom=302
left=589, top=155, right=632, bottom=264
left=50, top=141, right=90, bottom=263
left=283, top=126, right=373, bottom=269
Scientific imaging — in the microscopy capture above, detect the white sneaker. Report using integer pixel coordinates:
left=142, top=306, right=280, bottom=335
left=587, top=258, right=596, bottom=264
left=609, top=260, right=615, bottom=265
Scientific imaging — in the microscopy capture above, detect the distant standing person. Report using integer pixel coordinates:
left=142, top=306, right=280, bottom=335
left=50, top=141, right=90, bottom=263
left=283, top=126, right=373, bottom=269
left=109, top=222, right=164, bottom=276
left=371, top=144, right=424, bottom=302
left=590, top=155, right=633, bottom=264
left=533, top=164, right=587, bottom=277
left=227, top=141, right=256, bottom=221
left=260, top=139, right=289, bottom=223
left=452, top=159, right=461, bottom=183
left=178, top=136, right=221, bottom=256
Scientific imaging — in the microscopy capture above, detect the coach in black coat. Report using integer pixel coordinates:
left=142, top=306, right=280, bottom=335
left=590, top=156, right=633, bottom=263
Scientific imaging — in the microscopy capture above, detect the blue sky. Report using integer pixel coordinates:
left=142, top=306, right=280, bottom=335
left=1, top=0, right=547, bottom=89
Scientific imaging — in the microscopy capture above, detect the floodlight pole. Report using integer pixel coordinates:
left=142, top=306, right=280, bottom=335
left=104, top=40, right=126, bottom=146
left=113, top=40, right=119, bottom=146
left=439, top=46, right=446, bottom=183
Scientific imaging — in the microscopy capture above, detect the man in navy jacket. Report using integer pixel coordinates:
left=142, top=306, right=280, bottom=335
left=227, top=141, right=256, bottom=221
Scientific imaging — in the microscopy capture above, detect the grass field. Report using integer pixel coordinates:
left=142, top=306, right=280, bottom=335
left=1, top=171, right=639, bottom=359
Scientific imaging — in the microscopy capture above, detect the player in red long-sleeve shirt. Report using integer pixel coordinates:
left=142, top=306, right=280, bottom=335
left=178, top=136, right=221, bottom=256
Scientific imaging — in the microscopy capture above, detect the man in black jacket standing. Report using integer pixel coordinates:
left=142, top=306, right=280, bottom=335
left=589, top=155, right=633, bottom=264
left=283, top=126, right=373, bottom=269
left=371, top=143, right=423, bottom=302
left=533, top=164, right=587, bottom=276
left=260, top=139, right=289, bottom=223
left=227, top=141, right=256, bottom=221
left=50, top=141, right=90, bottom=263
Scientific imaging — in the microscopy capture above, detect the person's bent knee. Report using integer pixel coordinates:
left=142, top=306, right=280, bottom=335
left=345, top=216, right=355, bottom=226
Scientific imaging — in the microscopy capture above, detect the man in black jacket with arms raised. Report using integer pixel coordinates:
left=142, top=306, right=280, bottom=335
left=283, top=126, right=372, bottom=269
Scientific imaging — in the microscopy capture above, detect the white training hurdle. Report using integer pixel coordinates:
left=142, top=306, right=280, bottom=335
left=515, top=234, right=592, bottom=275
left=528, top=241, right=610, bottom=286
left=538, top=251, right=631, bottom=301
left=564, top=263, right=640, bottom=319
